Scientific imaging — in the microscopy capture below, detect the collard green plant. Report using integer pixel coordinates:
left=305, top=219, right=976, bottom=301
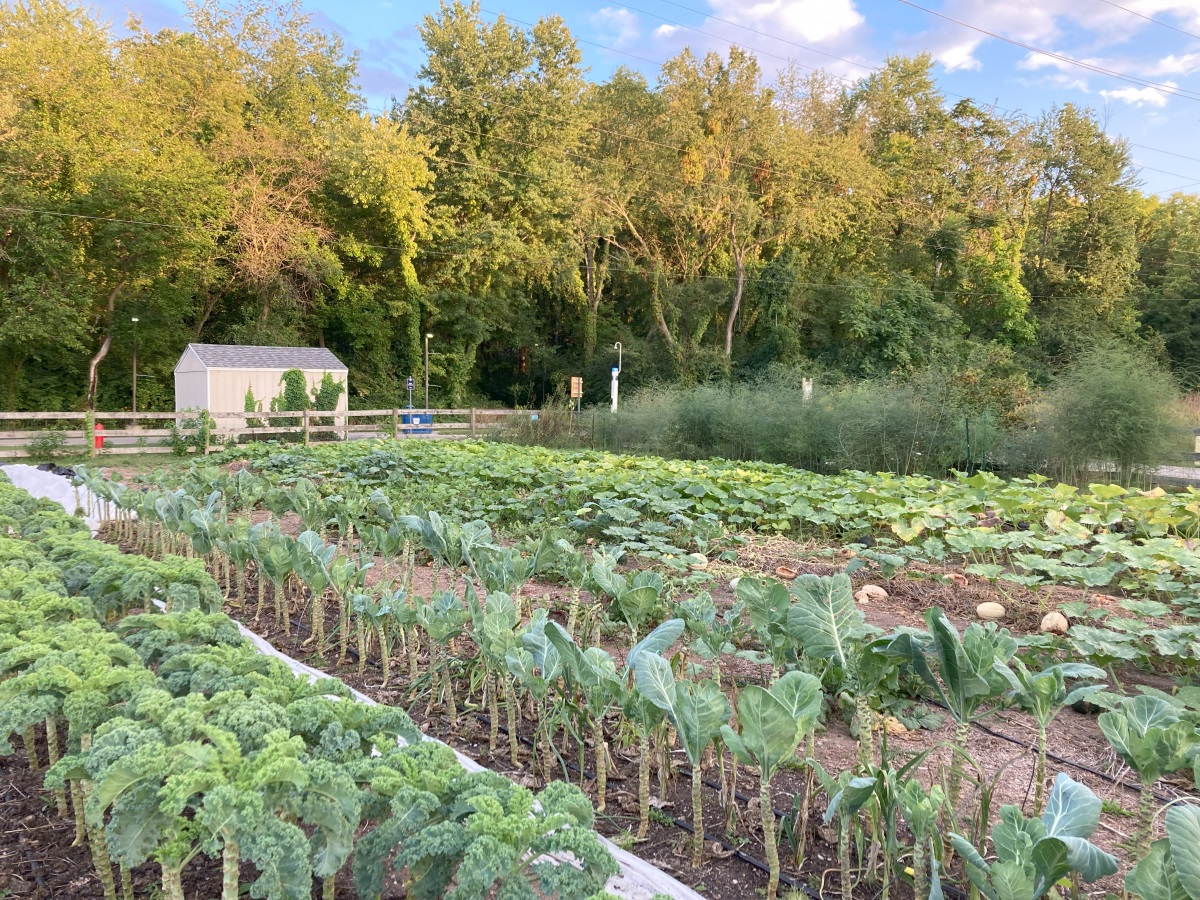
left=635, top=652, right=730, bottom=867
left=721, top=670, right=823, bottom=900
left=1099, top=695, right=1200, bottom=853
left=949, top=774, right=1118, bottom=900
left=886, top=607, right=1017, bottom=809
left=1126, top=804, right=1200, bottom=900
left=993, top=659, right=1105, bottom=814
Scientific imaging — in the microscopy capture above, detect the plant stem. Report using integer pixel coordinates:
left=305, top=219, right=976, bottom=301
left=761, top=777, right=780, bottom=900
left=23, top=725, right=40, bottom=770
left=45, top=717, right=68, bottom=816
left=948, top=719, right=971, bottom=811
left=1034, top=723, right=1048, bottom=815
left=839, top=816, right=852, bottom=900
left=488, top=674, right=499, bottom=751
left=161, top=862, right=185, bottom=900
left=120, top=865, right=133, bottom=900
left=323, top=874, right=336, bottom=900
left=912, top=837, right=927, bottom=900
left=221, top=836, right=239, bottom=900
left=506, top=675, right=520, bottom=766
left=82, top=781, right=117, bottom=900
left=70, top=780, right=87, bottom=845
left=638, top=730, right=650, bottom=840
left=1136, top=781, right=1155, bottom=858
left=596, top=735, right=608, bottom=813
left=692, top=764, right=705, bottom=868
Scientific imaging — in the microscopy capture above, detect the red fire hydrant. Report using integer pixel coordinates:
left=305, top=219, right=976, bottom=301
left=93, top=421, right=105, bottom=450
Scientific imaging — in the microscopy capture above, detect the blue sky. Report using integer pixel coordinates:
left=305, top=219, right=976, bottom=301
left=98, top=0, right=1200, bottom=196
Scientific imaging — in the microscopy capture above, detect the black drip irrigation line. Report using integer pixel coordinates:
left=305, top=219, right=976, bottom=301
left=927, top=700, right=1187, bottom=806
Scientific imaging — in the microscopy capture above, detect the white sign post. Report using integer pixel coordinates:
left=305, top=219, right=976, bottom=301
left=611, top=341, right=622, bottom=413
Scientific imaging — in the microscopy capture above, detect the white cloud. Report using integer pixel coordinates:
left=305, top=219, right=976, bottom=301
left=937, top=38, right=984, bottom=71
left=654, top=24, right=680, bottom=38
left=1100, top=83, right=1174, bottom=106
left=590, top=8, right=641, bottom=46
left=707, top=0, right=864, bottom=43
left=1144, top=53, right=1200, bottom=76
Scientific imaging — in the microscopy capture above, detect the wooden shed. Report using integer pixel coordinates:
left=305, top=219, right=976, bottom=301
left=174, top=344, right=349, bottom=414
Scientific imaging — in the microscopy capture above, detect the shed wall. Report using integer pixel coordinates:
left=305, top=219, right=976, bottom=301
left=207, top=369, right=348, bottom=413
left=174, top=371, right=208, bottom=412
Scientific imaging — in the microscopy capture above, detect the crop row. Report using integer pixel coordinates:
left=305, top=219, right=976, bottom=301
left=0, top=474, right=620, bottom=900
left=206, top=440, right=1200, bottom=607
left=70, top=449, right=1200, bottom=900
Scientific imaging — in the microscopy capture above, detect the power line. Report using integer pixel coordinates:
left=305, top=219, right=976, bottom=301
left=1131, top=143, right=1200, bottom=165
left=471, top=4, right=1198, bottom=184
left=894, top=0, right=1200, bottom=102
left=1092, top=0, right=1200, bottom=40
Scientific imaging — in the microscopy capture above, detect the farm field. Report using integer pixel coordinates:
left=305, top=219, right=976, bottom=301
left=5, top=438, right=1200, bottom=900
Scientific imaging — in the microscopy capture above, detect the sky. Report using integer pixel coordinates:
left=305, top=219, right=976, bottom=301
left=97, top=0, right=1200, bottom=196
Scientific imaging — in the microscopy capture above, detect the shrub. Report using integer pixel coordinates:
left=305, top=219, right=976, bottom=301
left=25, top=429, right=68, bottom=460
left=999, top=343, right=1188, bottom=484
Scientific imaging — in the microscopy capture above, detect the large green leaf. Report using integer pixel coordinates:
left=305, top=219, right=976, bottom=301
left=786, top=573, right=862, bottom=668
left=1042, top=774, right=1101, bottom=839
left=625, top=618, right=684, bottom=673
left=670, top=678, right=730, bottom=767
left=769, top=670, right=823, bottom=734
left=725, top=684, right=801, bottom=781
left=633, top=652, right=676, bottom=715
left=1166, top=805, right=1200, bottom=900
left=1128, top=840, right=1192, bottom=900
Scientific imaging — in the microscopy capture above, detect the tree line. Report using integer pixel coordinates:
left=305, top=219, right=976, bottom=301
left=1, top=0, right=1197, bottom=414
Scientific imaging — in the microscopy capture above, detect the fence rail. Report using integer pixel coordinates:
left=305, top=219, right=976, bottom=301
left=0, top=408, right=542, bottom=459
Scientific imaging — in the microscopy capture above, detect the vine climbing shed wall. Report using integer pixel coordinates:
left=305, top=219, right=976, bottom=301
left=173, top=343, right=349, bottom=414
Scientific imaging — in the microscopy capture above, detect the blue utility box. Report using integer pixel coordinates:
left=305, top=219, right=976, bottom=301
left=400, top=407, right=433, bottom=435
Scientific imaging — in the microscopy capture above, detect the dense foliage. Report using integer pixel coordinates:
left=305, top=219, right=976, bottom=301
left=65, top=438, right=1200, bottom=900
left=1, top=0, right=1198, bottom=413
left=0, top=472, right=618, bottom=900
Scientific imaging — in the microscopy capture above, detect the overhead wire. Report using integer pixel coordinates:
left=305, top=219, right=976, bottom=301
left=894, top=0, right=1200, bottom=102
left=465, top=5, right=1199, bottom=195
left=1092, top=0, right=1200, bottom=40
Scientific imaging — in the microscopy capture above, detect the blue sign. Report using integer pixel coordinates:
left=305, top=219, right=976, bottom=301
left=611, top=366, right=619, bottom=374
left=406, top=376, right=415, bottom=391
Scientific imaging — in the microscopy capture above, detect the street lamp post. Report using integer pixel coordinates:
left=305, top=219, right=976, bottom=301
left=611, top=342, right=622, bottom=413
left=424, top=333, right=433, bottom=412
left=131, top=317, right=139, bottom=414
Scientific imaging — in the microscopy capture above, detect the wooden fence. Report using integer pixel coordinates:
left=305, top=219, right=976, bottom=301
left=0, top=408, right=543, bottom=459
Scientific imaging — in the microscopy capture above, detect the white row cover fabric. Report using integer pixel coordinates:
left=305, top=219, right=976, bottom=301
left=5, top=466, right=704, bottom=900
left=2, top=464, right=103, bottom=532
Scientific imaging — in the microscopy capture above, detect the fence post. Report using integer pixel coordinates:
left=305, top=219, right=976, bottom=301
left=302, top=410, right=310, bottom=445
left=470, top=408, right=477, bottom=438
left=391, top=408, right=398, bottom=440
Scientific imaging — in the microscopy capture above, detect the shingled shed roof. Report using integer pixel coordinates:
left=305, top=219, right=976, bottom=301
left=182, top=344, right=347, bottom=371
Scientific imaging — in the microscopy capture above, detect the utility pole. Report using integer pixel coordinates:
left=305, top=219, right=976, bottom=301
left=131, top=317, right=139, bottom=414
left=424, top=333, right=433, bottom=412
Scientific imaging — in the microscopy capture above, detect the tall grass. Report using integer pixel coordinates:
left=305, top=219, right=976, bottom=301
left=495, top=350, right=1190, bottom=484
left=589, top=370, right=997, bottom=476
